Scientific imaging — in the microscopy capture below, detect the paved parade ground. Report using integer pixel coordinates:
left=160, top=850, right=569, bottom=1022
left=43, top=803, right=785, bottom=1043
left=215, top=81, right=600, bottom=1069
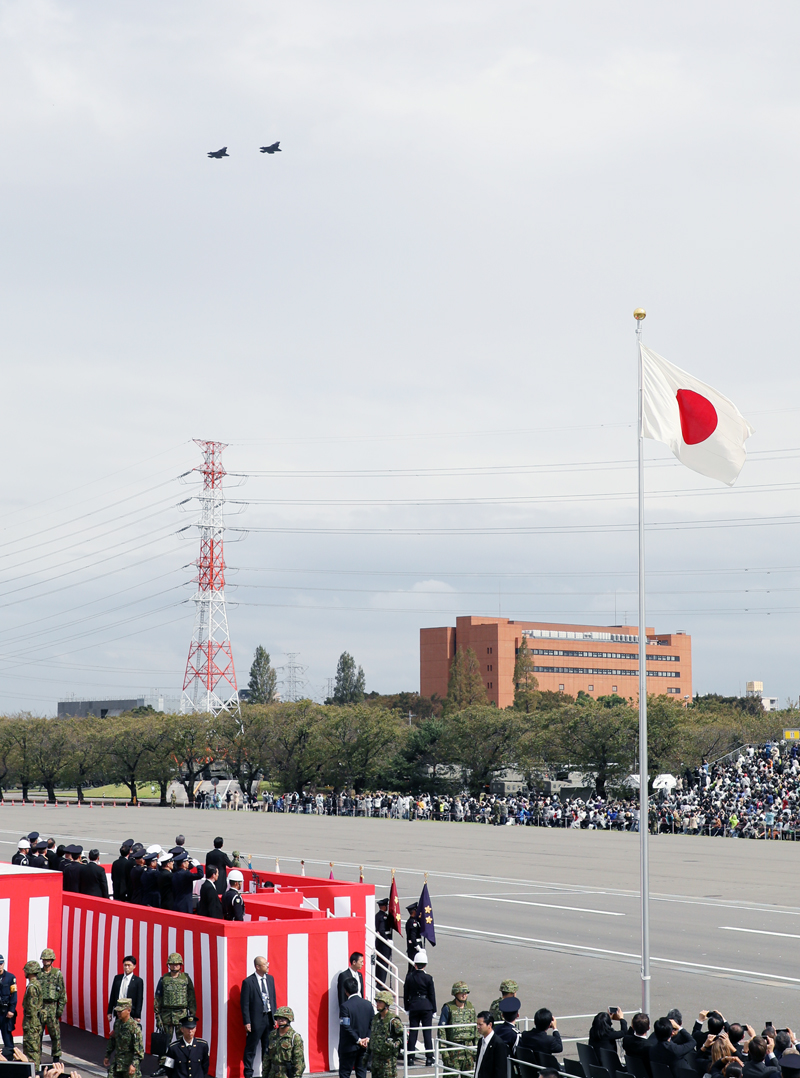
left=4, top=806, right=800, bottom=1059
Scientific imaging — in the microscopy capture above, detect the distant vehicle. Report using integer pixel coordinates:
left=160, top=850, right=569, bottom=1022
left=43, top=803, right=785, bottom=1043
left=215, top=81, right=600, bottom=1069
left=208, top=147, right=229, bottom=159
left=259, top=142, right=281, bottom=154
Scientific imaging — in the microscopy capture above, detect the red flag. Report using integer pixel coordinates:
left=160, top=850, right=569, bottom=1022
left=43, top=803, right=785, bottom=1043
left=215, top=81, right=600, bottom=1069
left=388, top=875, right=403, bottom=935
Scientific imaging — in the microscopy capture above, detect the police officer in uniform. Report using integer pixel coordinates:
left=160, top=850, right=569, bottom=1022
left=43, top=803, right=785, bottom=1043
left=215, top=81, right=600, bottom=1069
left=12, top=839, right=30, bottom=866
left=29, top=842, right=48, bottom=869
left=154, top=954, right=197, bottom=1075
left=404, top=905, right=422, bottom=970
left=375, top=899, right=393, bottom=988
left=164, top=1015, right=209, bottom=1078
left=495, top=998, right=521, bottom=1054
left=489, top=981, right=518, bottom=1024
left=39, top=947, right=66, bottom=1063
left=403, top=951, right=436, bottom=1067
left=0, top=955, right=17, bottom=1059
left=222, top=870, right=245, bottom=920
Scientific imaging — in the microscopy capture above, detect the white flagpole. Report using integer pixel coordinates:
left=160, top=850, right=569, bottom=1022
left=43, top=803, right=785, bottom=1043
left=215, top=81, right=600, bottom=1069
left=634, top=306, right=651, bottom=1015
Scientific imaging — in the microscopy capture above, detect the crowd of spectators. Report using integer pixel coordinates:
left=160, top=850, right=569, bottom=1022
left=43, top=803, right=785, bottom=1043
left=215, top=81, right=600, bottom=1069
left=251, top=741, right=800, bottom=840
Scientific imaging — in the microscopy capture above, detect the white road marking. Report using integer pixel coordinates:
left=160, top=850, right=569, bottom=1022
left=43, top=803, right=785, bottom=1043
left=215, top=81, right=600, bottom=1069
left=436, top=923, right=800, bottom=984
left=719, top=926, right=800, bottom=939
left=457, top=894, right=623, bottom=916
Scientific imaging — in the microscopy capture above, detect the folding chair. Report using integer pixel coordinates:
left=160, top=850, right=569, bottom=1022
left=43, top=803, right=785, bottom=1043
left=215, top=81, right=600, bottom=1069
left=623, top=1056, right=648, bottom=1078
left=578, top=1043, right=600, bottom=1078
left=651, top=1063, right=673, bottom=1078
left=590, top=1066, right=612, bottom=1078
left=563, top=1060, right=585, bottom=1078
left=599, top=1049, right=621, bottom=1075
left=539, top=1054, right=564, bottom=1071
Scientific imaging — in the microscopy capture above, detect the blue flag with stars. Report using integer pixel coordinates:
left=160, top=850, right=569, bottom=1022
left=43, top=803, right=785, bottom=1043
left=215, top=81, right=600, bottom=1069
left=418, top=882, right=436, bottom=946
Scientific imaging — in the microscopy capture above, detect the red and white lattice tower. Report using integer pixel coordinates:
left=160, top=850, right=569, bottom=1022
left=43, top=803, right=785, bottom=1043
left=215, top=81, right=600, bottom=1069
left=181, top=439, right=240, bottom=715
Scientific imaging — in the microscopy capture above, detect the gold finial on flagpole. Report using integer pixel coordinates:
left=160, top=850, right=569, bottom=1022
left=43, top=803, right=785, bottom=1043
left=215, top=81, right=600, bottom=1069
left=359, top=865, right=364, bottom=882
left=634, top=308, right=646, bottom=320
left=301, top=859, right=306, bottom=876
left=424, top=872, right=428, bottom=883
left=391, top=868, right=395, bottom=879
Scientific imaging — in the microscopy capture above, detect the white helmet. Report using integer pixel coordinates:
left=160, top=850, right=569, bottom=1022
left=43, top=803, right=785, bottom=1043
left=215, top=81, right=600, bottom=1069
left=146, top=844, right=162, bottom=856
left=18, top=839, right=30, bottom=849
left=414, top=950, right=428, bottom=965
left=228, top=870, right=244, bottom=883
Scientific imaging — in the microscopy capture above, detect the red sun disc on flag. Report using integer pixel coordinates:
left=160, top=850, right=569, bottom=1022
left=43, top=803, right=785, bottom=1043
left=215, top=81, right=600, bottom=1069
left=676, top=388, right=718, bottom=445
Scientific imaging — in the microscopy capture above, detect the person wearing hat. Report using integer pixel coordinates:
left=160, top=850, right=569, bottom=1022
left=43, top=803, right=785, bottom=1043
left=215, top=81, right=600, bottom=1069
left=171, top=852, right=204, bottom=915
left=369, top=991, right=404, bottom=1078
left=0, top=954, right=17, bottom=1060
left=128, top=845, right=147, bottom=906
left=403, top=952, right=436, bottom=1067
left=494, top=998, right=521, bottom=1053
left=21, top=961, right=43, bottom=1068
left=104, top=998, right=144, bottom=1078
left=438, top=982, right=477, bottom=1076
left=80, top=849, right=109, bottom=898
left=29, top=842, right=48, bottom=870
left=140, top=853, right=161, bottom=908
left=62, top=846, right=83, bottom=893
left=781, top=1054, right=800, bottom=1078
left=154, top=955, right=196, bottom=1075
left=158, top=853, right=176, bottom=911
left=112, top=842, right=135, bottom=902
left=164, top=1015, right=209, bottom=1078
left=375, top=899, right=393, bottom=988
left=263, top=1006, right=305, bottom=1078
left=222, top=870, right=245, bottom=921
left=12, top=839, right=30, bottom=867
left=489, top=981, right=518, bottom=1025
left=39, top=948, right=66, bottom=1063
left=405, top=905, right=422, bottom=970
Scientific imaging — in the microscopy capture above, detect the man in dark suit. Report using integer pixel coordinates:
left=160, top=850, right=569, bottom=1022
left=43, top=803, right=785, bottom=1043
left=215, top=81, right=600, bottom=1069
left=519, top=1007, right=563, bottom=1056
left=743, top=1037, right=781, bottom=1078
left=403, top=951, right=436, bottom=1066
left=80, top=849, right=109, bottom=898
left=338, top=975, right=374, bottom=1078
left=240, top=956, right=276, bottom=1078
left=197, top=868, right=222, bottom=918
left=111, top=843, right=133, bottom=901
left=337, top=953, right=365, bottom=1007
left=475, top=1012, right=509, bottom=1078
left=649, top=1018, right=698, bottom=1077
left=622, top=1013, right=653, bottom=1076
left=205, top=838, right=233, bottom=895
left=164, top=1015, right=209, bottom=1078
left=107, top=956, right=144, bottom=1023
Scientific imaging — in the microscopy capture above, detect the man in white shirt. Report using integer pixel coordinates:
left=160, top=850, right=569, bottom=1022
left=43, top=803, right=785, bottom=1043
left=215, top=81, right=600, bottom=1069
left=474, top=1012, right=508, bottom=1078
left=107, top=956, right=144, bottom=1024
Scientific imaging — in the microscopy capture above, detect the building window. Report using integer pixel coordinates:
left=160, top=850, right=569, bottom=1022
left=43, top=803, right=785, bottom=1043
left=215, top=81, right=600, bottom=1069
left=612, top=685, right=617, bottom=692
left=487, top=647, right=492, bottom=654
left=488, top=682, right=493, bottom=689
left=588, top=685, right=594, bottom=691
left=558, top=684, right=564, bottom=692
left=668, top=687, right=681, bottom=694
left=487, top=664, right=493, bottom=672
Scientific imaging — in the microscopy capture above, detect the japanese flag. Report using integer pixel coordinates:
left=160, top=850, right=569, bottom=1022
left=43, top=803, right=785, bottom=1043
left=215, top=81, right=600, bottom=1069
left=641, top=345, right=754, bottom=486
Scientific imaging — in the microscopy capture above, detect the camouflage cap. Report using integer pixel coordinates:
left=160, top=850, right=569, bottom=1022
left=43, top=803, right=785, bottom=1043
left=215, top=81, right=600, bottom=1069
left=23, top=961, right=41, bottom=977
left=274, top=1006, right=294, bottom=1022
left=115, top=998, right=133, bottom=1012
left=499, top=980, right=518, bottom=994
left=167, top=953, right=183, bottom=965
left=40, top=948, right=56, bottom=961
left=451, top=981, right=470, bottom=995
left=375, top=991, right=394, bottom=1006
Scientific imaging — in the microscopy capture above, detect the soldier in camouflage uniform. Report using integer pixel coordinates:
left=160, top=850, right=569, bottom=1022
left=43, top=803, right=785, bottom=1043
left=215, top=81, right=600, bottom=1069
left=39, top=948, right=66, bottom=1062
left=262, top=1006, right=305, bottom=1078
left=438, top=982, right=477, bottom=1076
left=104, top=998, right=144, bottom=1078
left=370, top=990, right=404, bottom=1078
left=154, top=954, right=196, bottom=1073
left=21, top=961, right=43, bottom=1068
left=489, top=981, right=518, bottom=1025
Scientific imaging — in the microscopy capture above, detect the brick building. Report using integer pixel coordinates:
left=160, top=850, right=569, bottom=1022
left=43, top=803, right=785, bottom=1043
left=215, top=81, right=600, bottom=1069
left=420, top=616, right=692, bottom=708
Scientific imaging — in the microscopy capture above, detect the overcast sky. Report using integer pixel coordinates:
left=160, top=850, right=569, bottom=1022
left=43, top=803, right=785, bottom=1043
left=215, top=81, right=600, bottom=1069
left=2, top=1, right=800, bottom=715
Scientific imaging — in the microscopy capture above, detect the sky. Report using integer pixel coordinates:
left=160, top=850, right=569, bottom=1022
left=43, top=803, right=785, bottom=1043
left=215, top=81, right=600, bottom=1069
left=2, top=1, right=800, bottom=714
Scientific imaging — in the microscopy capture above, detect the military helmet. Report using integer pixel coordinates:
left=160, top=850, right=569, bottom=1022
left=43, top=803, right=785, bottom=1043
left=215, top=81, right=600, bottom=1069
left=168, top=952, right=183, bottom=965
left=451, top=981, right=470, bottom=996
left=499, top=979, right=518, bottom=994
left=275, top=1006, right=294, bottom=1022
left=40, top=948, right=56, bottom=961
left=375, top=991, right=394, bottom=1006
left=23, top=961, right=41, bottom=977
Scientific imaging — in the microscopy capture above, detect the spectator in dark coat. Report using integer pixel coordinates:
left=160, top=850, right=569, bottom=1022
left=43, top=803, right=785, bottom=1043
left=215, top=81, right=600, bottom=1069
left=743, top=1037, right=781, bottom=1078
left=80, top=850, right=109, bottom=898
left=519, top=1008, right=563, bottom=1056
left=590, top=1010, right=629, bottom=1054
left=622, top=1013, right=653, bottom=1077
left=197, top=868, right=223, bottom=918
left=205, top=838, right=234, bottom=895
left=649, top=1017, right=699, bottom=1078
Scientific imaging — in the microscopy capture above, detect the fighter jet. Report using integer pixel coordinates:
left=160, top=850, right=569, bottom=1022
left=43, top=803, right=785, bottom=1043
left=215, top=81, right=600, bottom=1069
left=208, top=147, right=229, bottom=159
left=259, top=142, right=281, bottom=154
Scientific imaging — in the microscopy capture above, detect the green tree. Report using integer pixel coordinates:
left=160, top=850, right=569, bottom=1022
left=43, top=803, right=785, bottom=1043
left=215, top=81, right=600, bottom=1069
left=447, top=705, right=525, bottom=795
left=170, top=713, right=214, bottom=805
left=556, top=702, right=637, bottom=797
left=28, top=718, right=71, bottom=803
left=214, top=707, right=272, bottom=796
left=102, top=715, right=154, bottom=804
left=391, top=717, right=454, bottom=794
left=329, top=652, right=366, bottom=705
left=262, top=700, right=326, bottom=793
left=512, top=638, right=540, bottom=712
left=6, top=714, right=38, bottom=802
left=0, top=719, right=13, bottom=799
left=318, top=704, right=405, bottom=792
left=247, top=646, right=278, bottom=704
left=62, top=717, right=109, bottom=802
left=445, top=647, right=487, bottom=712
